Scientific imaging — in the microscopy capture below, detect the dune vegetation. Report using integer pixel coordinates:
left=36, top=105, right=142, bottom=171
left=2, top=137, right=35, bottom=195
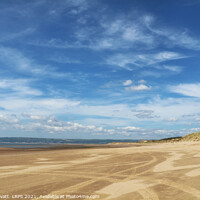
left=148, top=132, right=200, bottom=143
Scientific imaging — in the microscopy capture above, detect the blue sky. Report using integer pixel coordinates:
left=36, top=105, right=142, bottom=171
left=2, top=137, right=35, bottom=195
left=0, top=0, right=200, bottom=139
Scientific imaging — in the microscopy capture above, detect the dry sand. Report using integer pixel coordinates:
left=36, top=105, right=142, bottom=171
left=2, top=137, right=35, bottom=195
left=1, top=142, right=200, bottom=200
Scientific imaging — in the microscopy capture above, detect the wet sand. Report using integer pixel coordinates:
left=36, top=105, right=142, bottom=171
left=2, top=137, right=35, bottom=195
left=1, top=142, right=200, bottom=200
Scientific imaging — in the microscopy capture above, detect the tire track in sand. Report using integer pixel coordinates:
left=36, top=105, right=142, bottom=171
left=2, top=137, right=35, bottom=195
left=157, top=179, right=200, bottom=199
left=138, top=188, right=159, bottom=200
left=32, top=153, right=159, bottom=199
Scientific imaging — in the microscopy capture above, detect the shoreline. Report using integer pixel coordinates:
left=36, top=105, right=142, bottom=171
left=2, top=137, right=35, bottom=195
left=0, top=142, right=144, bottom=152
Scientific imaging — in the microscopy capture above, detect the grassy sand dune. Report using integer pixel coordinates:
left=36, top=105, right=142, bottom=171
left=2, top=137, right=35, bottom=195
left=147, top=132, right=200, bottom=143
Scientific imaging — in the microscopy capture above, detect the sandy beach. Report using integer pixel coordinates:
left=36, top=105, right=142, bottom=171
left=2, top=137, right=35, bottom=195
left=1, top=142, right=200, bottom=200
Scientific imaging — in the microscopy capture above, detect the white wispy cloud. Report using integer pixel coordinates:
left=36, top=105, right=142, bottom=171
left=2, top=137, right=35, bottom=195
left=136, top=96, right=200, bottom=121
left=66, top=0, right=89, bottom=13
left=169, top=83, right=200, bottom=98
left=0, top=46, right=57, bottom=77
left=123, top=80, right=132, bottom=86
left=122, top=79, right=151, bottom=92
left=195, top=117, right=200, bottom=121
left=0, top=114, right=19, bottom=124
left=126, top=84, right=152, bottom=91
left=28, top=9, right=200, bottom=53
left=138, top=80, right=146, bottom=84
left=140, top=65, right=183, bottom=78
left=49, top=55, right=81, bottom=64
left=22, top=113, right=48, bottom=120
left=101, top=17, right=155, bottom=48
left=22, top=1, right=200, bottom=54
left=144, top=15, right=200, bottom=50
left=106, top=51, right=185, bottom=70
left=0, top=28, right=35, bottom=42
left=28, top=13, right=156, bottom=51
left=0, top=79, right=42, bottom=96
left=118, top=126, right=140, bottom=131
left=164, top=117, right=179, bottom=122
left=153, top=52, right=185, bottom=62
left=0, top=97, right=80, bottom=114
left=0, top=46, right=34, bottom=71
left=161, top=65, right=182, bottom=73
left=0, top=46, right=80, bottom=79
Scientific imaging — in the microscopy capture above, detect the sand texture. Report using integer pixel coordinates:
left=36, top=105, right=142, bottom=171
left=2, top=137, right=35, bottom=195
left=1, top=142, right=200, bottom=200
